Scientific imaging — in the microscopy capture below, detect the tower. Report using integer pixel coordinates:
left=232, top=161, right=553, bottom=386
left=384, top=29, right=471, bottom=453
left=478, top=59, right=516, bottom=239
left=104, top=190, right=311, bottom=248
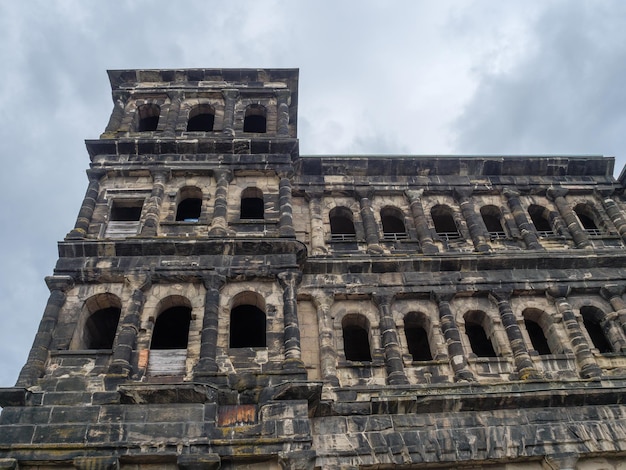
left=2, top=68, right=626, bottom=469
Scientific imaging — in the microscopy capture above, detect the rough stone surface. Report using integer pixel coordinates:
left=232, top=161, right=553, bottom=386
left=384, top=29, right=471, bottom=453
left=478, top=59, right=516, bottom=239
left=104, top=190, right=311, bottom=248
left=2, top=68, right=626, bottom=469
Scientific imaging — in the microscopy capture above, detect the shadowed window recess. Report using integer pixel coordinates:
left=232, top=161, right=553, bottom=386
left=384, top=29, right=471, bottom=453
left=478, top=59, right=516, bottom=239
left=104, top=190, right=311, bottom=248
left=342, top=314, right=372, bottom=362
left=136, top=103, right=160, bottom=132
left=240, top=187, right=264, bottom=219
left=243, top=104, right=267, bottom=133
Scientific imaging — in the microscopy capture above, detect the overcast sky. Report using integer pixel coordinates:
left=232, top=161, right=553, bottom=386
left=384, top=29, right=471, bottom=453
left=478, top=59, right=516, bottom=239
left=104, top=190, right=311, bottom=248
left=1, top=1, right=625, bottom=387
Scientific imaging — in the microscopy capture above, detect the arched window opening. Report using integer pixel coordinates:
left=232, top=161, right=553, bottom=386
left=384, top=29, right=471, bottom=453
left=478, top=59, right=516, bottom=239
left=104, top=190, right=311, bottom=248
left=230, top=305, right=266, bottom=348
left=480, top=205, right=506, bottom=239
left=84, top=307, right=121, bottom=350
left=243, top=105, right=267, bottom=133
left=404, top=312, right=432, bottom=361
left=431, top=205, right=460, bottom=241
left=330, top=206, right=357, bottom=241
left=464, top=311, right=497, bottom=358
left=580, top=306, right=612, bottom=353
left=574, top=203, right=601, bottom=236
left=151, top=306, right=192, bottom=350
left=240, top=187, right=264, bottom=219
left=342, top=314, right=372, bottom=361
left=187, top=104, right=215, bottom=132
left=175, top=186, right=202, bottom=222
left=524, top=318, right=552, bottom=355
left=381, top=206, right=408, bottom=241
left=528, top=204, right=553, bottom=236
left=137, top=104, right=160, bottom=132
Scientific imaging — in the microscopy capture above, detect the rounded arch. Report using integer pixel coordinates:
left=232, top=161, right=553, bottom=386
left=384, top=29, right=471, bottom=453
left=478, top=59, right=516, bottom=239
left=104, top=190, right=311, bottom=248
left=136, top=103, right=160, bottom=132
left=463, top=310, right=497, bottom=357
left=342, top=313, right=372, bottom=362
left=187, top=104, right=215, bottom=132
left=151, top=295, right=192, bottom=350
left=573, top=202, right=602, bottom=234
left=329, top=206, right=356, bottom=239
left=230, top=291, right=266, bottom=348
left=243, top=104, right=267, bottom=133
left=522, top=308, right=553, bottom=355
left=381, top=206, right=407, bottom=237
left=480, top=205, right=506, bottom=237
left=76, top=293, right=122, bottom=350
left=403, top=311, right=433, bottom=361
left=580, top=306, right=612, bottom=353
left=175, top=186, right=203, bottom=222
left=431, top=204, right=460, bottom=239
left=240, top=187, right=264, bottom=219
left=528, top=204, right=553, bottom=234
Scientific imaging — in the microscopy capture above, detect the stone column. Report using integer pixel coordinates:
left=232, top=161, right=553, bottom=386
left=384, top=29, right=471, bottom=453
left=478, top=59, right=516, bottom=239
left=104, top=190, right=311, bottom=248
left=311, top=291, right=339, bottom=386
left=547, top=286, right=602, bottom=379
left=140, top=168, right=169, bottom=236
left=66, top=168, right=106, bottom=239
left=278, top=176, right=296, bottom=237
left=194, top=274, right=226, bottom=377
left=598, top=191, right=626, bottom=244
left=278, top=271, right=304, bottom=370
left=73, top=456, right=120, bottom=470
left=276, top=89, right=291, bottom=136
left=373, top=294, right=409, bottom=385
left=278, top=451, right=317, bottom=470
left=162, top=91, right=183, bottom=137
left=103, top=92, right=128, bottom=134
left=357, top=190, right=383, bottom=254
left=547, top=187, right=591, bottom=248
left=433, top=292, right=475, bottom=382
left=405, top=189, right=438, bottom=254
left=599, top=285, right=626, bottom=352
left=208, top=169, right=233, bottom=237
left=108, top=273, right=151, bottom=376
left=222, top=89, right=239, bottom=136
left=455, top=188, right=491, bottom=253
left=16, top=275, right=74, bottom=387
left=177, top=454, right=221, bottom=470
left=503, top=188, right=543, bottom=250
left=490, top=290, right=541, bottom=380
left=306, top=191, right=327, bottom=255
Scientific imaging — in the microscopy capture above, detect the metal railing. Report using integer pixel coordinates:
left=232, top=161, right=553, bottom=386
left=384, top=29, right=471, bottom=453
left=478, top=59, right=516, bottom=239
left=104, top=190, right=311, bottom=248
left=488, top=231, right=507, bottom=240
left=382, top=232, right=409, bottom=241
left=330, top=233, right=357, bottom=241
left=436, top=231, right=462, bottom=241
left=584, top=228, right=602, bottom=236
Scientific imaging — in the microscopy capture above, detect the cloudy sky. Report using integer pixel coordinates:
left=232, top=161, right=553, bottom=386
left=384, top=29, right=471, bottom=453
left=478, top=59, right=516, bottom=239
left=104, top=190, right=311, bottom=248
left=1, top=0, right=626, bottom=386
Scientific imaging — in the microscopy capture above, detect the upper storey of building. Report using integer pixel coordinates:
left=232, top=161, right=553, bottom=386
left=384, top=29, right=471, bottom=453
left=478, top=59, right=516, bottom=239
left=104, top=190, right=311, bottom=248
left=88, top=68, right=299, bottom=160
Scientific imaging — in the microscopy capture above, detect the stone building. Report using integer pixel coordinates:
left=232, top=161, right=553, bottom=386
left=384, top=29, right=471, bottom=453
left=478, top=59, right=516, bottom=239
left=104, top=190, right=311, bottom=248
left=2, top=68, right=626, bottom=469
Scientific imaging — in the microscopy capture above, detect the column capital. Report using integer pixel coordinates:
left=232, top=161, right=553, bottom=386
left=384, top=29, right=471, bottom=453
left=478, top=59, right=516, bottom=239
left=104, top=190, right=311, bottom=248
left=86, top=168, right=107, bottom=182
left=278, top=270, right=302, bottom=288
left=546, top=187, right=569, bottom=201
left=431, top=291, right=455, bottom=303
left=503, top=187, right=521, bottom=198
left=453, top=187, right=473, bottom=201
left=355, top=188, right=375, bottom=200
left=149, top=167, right=171, bottom=181
left=372, top=292, right=395, bottom=308
left=304, top=190, right=324, bottom=201
left=311, top=290, right=334, bottom=311
left=213, top=168, right=233, bottom=183
left=489, top=288, right=513, bottom=304
left=275, top=88, right=291, bottom=102
left=546, top=285, right=570, bottom=301
left=405, top=188, right=425, bottom=200
left=177, top=454, right=221, bottom=470
left=202, top=273, right=226, bottom=290
left=595, top=188, right=616, bottom=199
left=124, top=271, right=152, bottom=292
left=221, top=88, right=240, bottom=100
left=601, top=284, right=625, bottom=301
left=44, top=275, right=74, bottom=293
left=73, top=456, right=119, bottom=470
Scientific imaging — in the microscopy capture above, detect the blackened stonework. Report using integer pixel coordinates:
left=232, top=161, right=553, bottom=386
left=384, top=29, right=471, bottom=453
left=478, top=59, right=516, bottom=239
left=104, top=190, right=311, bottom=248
left=4, top=70, right=626, bottom=470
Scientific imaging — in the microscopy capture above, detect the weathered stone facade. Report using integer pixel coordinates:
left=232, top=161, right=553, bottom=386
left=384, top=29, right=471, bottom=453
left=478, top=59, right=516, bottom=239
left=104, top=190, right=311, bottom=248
left=2, top=68, right=626, bottom=468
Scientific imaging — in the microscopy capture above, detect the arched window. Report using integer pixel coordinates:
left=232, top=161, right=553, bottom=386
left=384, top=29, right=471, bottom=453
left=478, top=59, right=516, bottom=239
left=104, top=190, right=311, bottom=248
left=381, top=206, right=408, bottom=240
left=240, top=187, right=264, bottom=219
left=404, top=312, right=433, bottom=361
left=528, top=204, right=553, bottom=236
left=464, top=311, right=497, bottom=358
left=480, top=205, right=506, bottom=239
left=76, top=294, right=122, bottom=350
left=230, top=292, right=266, bottom=348
left=151, top=302, right=192, bottom=350
left=330, top=206, right=357, bottom=241
left=187, top=104, right=215, bottom=132
left=574, top=203, right=601, bottom=236
left=524, top=318, right=552, bottom=355
left=175, top=186, right=202, bottom=222
left=431, top=205, right=460, bottom=241
left=342, top=314, right=372, bottom=361
left=137, top=104, right=160, bottom=132
left=580, top=306, right=612, bottom=353
left=243, top=105, right=267, bottom=133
